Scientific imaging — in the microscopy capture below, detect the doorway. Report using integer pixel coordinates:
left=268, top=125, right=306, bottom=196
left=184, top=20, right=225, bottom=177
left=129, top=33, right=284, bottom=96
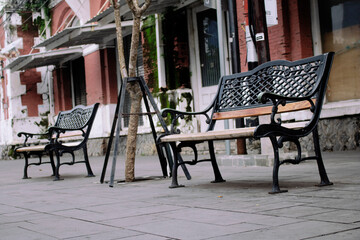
left=71, top=57, right=87, bottom=106
left=189, top=6, right=229, bottom=132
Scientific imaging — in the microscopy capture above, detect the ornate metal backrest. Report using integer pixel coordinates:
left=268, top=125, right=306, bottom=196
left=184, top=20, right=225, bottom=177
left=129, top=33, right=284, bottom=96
left=55, top=103, right=99, bottom=133
left=215, top=53, right=333, bottom=113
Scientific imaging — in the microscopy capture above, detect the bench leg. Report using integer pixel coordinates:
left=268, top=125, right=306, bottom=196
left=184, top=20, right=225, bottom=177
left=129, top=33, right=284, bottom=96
left=209, top=141, right=225, bottom=183
left=269, top=136, right=288, bottom=194
left=169, top=143, right=184, bottom=188
left=83, top=146, right=95, bottom=177
left=53, top=151, right=63, bottom=181
left=22, top=153, right=30, bottom=179
left=313, top=128, right=333, bottom=187
left=49, top=151, right=56, bottom=177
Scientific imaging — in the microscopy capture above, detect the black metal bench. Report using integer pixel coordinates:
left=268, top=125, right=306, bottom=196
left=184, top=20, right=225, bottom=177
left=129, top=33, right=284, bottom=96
left=158, top=52, right=334, bottom=193
left=16, top=103, right=99, bottom=180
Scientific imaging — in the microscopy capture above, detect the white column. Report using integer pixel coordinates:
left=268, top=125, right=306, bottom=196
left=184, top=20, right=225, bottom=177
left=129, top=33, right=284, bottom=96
left=216, top=0, right=231, bottom=155
left=155, top=14, right=167, bottom=88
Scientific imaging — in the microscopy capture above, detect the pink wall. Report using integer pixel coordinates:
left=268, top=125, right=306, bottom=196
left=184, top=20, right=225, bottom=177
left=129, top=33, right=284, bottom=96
left=53, top=68, right=72, bottom=114
left=89, top=0, right=110, bottom=19
left=51, top=1, right=74, bottom=34
left=84, top=50, right=104, bottom=105
left=84, top=49, right=118, bottom=105
left=101, top=48, right=118, bottom=104
left=17, top=12, right=42, bottom=117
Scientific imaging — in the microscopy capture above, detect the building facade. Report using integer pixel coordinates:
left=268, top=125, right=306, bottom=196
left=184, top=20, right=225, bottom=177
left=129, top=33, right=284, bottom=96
left=0, top=0, right=359, bottom=159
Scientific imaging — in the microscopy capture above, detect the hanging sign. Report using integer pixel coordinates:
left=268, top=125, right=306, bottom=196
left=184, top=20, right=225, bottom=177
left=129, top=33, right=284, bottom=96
left=265, top=0, right=278, bottom=26
left=255, top=33, right=265, bottom=42
left=204, top=0, right=216, bottom=9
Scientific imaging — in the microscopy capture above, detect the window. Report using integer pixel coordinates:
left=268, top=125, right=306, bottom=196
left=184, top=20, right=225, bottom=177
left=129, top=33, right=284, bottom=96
left=318, top=0, right=360, bottom=102
left=197, top=9, right=220, bottom=87
left=71, top=57, right=87, bottom=106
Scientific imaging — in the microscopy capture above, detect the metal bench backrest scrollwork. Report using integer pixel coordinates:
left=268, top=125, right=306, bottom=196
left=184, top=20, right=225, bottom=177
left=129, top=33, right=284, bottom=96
left=51, top=103, right=99, bottom=141
left=210, top=52, right=334, bottom=134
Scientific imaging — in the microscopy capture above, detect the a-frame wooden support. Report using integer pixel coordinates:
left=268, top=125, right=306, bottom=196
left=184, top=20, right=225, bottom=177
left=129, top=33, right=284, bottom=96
left=100, top=76, right=191, bottom=187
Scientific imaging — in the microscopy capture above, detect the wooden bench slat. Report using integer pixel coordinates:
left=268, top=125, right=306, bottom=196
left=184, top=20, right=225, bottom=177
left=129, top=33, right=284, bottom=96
left=16, top=145, right=46, bottom=152
left=54, top=131, right=83, bottom=139
left=62, top=141, right=82, bottom=147
left=212, top=100, right=315, bottom=120
left=160, top=122, right=307, bottom=143
left=15, top=141, right=82, bottom=153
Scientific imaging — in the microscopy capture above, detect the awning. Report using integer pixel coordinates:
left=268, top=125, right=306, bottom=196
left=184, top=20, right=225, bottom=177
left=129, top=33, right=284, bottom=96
left=35, top=24, right=118, bottom=51
left=5, top=47, right=83, bottom=72
left=87, top=0, right=184, bottom=25
left=34, top=0, right=189, bottom=51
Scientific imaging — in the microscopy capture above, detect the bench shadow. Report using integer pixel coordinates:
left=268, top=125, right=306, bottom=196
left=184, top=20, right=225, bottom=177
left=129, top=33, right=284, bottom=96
left=189, top=179, right=322, bottom=192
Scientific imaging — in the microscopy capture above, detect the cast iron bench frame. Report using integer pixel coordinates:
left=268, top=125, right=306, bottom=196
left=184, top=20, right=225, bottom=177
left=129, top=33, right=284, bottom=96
left=16, top=103, right=99, bottom=180
left=158, top=52, right=334, bottom=193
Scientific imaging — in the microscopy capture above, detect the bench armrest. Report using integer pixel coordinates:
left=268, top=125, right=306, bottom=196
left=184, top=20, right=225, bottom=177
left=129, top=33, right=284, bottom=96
left=17, top=132, right=50, bottom=146
left=258, top=92, right=315, bottom=125
left=161, top=107, right=212, bottom=134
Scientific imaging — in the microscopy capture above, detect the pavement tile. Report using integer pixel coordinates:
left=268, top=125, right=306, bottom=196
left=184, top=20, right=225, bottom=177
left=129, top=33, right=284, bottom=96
left=0, top=151, right=359, bottom=239
left=127, top=219, right=266, bottom=240
left=306, top=198, right=360, bottom=211
left=155, top=207, right=250, bottom=226
left=64, top=228, right=144, bottom=240
left=0, top=224, right=57, bottom=240
left=19, top=215, right=117, bottom=239
left=54, top=203, right=185, bottom=222
left=308, top=228, right=360, bottom=240
left=294, top=188, right=360, bottom=200
left=100, top=214, right=171, bottom=228
left=153, top=207, right=302, bottom=227
left=0, top=210, right=52, bottom=224
left=0, top=204, right=25, bottom=215
left=259, top=205, right=337, bottom=218
left=303, top=209, right=360, bottom=224
left=208, top=220, right=357, bottom=240
left=116, top=234, right=172, bottom=240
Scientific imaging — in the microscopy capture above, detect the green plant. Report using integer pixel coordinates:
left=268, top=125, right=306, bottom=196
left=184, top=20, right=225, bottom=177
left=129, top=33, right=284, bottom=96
left=24, top=0, right=50, bottom=17
left=34, top=111, right=50, bottom=136
left=180, top=92, right=193, bottom=122
left=33, top=15, right=46, bottom=37
left=21, top=23, right=29, bottom=31
left=8, top=145, right=19, bottom=159
left=142, top=15, right=159, bottom=92
left=17, top=0, right=51, bottom=37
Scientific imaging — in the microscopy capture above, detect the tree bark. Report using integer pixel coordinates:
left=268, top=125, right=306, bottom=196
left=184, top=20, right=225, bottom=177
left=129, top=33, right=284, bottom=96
left=111, top=0, right=128, bottom=78
left=124, top=82, right=141, bottom=182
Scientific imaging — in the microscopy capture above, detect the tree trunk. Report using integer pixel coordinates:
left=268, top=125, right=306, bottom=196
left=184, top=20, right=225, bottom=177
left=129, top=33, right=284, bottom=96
left=111, top=0, right=151, bottom=182
left=124, top=83, right=142, bottom=182
left=112, top=0, right=128, bottom=78
left=124, top=14, right=142, bottom=182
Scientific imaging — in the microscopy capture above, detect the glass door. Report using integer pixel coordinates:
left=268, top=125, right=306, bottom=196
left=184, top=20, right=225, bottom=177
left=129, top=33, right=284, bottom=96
left=197, top=9, right=221, bottom=87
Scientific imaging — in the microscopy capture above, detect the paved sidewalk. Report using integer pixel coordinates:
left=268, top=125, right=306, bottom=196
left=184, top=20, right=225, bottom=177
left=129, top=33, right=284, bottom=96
left=0, top=151, right=359, bottom=239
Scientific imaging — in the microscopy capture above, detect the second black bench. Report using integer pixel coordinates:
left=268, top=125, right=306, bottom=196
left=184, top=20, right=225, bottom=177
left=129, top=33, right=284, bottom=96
left=16, top=103, right=99, bottom=180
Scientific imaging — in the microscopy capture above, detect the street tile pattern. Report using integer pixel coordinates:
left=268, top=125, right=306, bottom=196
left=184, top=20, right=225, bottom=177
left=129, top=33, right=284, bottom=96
left=1, top=151, right=359, bottom=239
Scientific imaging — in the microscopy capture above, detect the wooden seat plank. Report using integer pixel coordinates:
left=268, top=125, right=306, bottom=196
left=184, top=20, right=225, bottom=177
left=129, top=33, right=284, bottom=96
left=160, top=122, right=307, bottom=143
